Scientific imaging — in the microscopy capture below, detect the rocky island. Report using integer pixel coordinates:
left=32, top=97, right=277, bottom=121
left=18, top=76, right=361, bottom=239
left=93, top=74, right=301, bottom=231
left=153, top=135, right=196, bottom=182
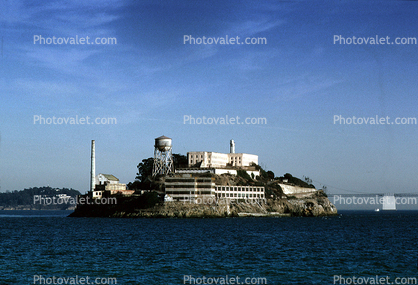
left=69, top=173, right=337, bottom=218
left=69, top=138, right=337, bottom=218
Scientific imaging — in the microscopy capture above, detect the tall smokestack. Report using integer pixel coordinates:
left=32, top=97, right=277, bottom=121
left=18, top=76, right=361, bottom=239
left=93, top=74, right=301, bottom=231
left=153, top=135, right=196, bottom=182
left=230, top=139, right=235, bottom=154
left=90, top=140, right=95, bottom=192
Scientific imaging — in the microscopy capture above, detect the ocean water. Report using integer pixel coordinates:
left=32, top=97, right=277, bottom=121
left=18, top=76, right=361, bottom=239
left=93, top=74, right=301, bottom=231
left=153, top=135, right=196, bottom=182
left=0, top=210, right=416, bottom=285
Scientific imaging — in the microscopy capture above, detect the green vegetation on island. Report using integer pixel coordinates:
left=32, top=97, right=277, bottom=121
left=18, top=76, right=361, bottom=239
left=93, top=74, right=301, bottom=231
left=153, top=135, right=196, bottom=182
left=0, top=186, right=81, bottom=210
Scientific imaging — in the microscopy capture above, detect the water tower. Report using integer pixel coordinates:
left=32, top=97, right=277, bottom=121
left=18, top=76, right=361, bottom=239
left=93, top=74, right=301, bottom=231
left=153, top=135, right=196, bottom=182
left=152, top=135, right=174, bottom=176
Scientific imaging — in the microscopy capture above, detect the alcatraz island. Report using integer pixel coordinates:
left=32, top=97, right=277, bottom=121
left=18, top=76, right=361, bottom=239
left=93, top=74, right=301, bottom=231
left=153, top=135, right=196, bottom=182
left=69, top=136, right=337, bottom=218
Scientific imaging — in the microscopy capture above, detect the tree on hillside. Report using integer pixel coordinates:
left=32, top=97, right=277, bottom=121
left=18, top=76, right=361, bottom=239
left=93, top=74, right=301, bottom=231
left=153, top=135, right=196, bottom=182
left=136, top=157, right=154, bottom=183
left=130, top=154, right=187, bottom=190
left=173, top=153, right=188, bottom=169
left=280, top=173, right=315, bottom=188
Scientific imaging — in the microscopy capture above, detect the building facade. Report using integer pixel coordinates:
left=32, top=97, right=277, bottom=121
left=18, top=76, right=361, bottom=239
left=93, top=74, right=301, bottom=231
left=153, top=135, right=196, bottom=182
left=165, top=175, right=216, bottom=201
left=92, top=173, right=132, bottom=199
left=215, top=185, right=265, bottom=200
left=165, top=174, right=265, bottom=202
left=187, top=152, right=258, bottom=168
left=175, top=167, right=260, bottom=177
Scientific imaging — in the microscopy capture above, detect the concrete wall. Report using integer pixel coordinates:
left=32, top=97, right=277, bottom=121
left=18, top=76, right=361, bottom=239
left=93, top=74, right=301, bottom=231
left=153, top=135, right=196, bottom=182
left=95, top=183, right=127, bottom=191
left=175, top=168, right=260, bottom=177
left=187, top=151, right=258, bottom=168
left=279, top=183, right=317, bottom=198
left=229, top=153, right=258, bottom=167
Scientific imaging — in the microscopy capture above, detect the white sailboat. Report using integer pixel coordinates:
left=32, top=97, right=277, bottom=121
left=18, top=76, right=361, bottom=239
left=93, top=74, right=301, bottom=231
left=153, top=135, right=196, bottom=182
left=382, top=194, right=396, bottom=211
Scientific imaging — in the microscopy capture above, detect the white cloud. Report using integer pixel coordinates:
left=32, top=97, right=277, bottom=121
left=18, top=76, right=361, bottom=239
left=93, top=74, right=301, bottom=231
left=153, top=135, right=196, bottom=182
left=275, top=74, right=343, bottom=101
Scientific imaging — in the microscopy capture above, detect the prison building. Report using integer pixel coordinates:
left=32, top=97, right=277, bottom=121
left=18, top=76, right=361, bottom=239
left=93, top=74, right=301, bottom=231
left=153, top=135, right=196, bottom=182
left=165, top=175, right=216, bottom=201
left=187, top=152, right=258, bottom=168
left=215, top=186, right=265, bottom=200
left=164, top=174, right=265, bottom=202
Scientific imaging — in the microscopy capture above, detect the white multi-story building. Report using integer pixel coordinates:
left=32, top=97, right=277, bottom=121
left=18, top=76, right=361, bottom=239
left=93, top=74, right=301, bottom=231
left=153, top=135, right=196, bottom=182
left=188, top=151, right=258, bottom=168
left=215, top=185, right=265, bottom=200
left=188, top=152, right=228, bottom=168
left=165, top=174, right=265, bottom=202
left=187, top=140, right=258, bottom=168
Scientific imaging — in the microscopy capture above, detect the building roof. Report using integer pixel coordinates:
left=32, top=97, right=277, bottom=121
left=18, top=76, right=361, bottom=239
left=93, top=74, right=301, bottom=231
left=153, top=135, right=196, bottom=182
left=99, top=174, right=119, bottom=181
left=156, top=135, right=171, bottom=140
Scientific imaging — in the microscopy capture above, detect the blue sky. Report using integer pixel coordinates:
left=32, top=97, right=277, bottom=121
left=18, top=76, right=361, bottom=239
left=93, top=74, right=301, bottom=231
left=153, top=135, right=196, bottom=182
left=0, top=0, right=417, bottom=195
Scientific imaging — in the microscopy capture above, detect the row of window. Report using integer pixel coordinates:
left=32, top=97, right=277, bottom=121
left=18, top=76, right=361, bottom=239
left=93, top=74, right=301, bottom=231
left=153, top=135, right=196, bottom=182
left=167, top=185, right=214, bottom=189
left=166, top=186, right=263, bottom=192
left=216, top=187, right=264, bottom=192
left=166, top=179, right=213, bottom=183
left=166, top=191, right=214, bottom=195
left=217, top=193, right=264, bottom=198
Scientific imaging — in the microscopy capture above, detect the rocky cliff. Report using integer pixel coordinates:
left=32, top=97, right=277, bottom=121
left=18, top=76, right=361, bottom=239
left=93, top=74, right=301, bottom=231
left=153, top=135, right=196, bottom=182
left=69, top=191, right=337, bottom=218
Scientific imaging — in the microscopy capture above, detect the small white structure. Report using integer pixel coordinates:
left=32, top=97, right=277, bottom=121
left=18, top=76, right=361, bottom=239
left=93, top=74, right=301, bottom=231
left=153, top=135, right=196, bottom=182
left=164, top=194, right=174, bottom=202
left=92, top=190, right=103, bottom=199
left=56, top=193, right=72, bottom=200
left=96, top=173, right=121, bottom=185
left=230, top=139, right=235, bottom=154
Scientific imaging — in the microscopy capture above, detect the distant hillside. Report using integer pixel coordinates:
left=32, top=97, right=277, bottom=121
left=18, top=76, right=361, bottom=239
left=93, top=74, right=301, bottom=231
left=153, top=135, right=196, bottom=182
left=0, top=186, right=81, bottom=210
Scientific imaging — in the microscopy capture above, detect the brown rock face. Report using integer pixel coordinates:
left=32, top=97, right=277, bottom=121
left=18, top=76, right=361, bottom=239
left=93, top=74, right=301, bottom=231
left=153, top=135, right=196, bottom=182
left=70, top=193, right=337, bottom=218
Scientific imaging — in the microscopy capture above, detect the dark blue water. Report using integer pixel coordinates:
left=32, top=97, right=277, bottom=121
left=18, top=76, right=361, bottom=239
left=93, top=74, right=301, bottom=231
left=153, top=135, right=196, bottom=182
left=0, top=210, right=416, bottom=285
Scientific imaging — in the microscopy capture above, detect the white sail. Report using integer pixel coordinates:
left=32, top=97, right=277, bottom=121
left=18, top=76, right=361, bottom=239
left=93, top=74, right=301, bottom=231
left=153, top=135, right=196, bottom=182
left=382, top=194, right=396, bottom=210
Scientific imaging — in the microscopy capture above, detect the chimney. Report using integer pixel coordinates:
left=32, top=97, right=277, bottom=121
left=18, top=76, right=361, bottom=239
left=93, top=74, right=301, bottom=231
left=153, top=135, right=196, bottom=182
left=90, top=140, right=95, bottom=192
left=230, top=139, right=235, bottom=154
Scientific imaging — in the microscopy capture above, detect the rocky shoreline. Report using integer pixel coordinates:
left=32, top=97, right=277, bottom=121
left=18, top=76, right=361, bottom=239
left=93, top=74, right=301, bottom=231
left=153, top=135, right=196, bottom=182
left=68, top=191, right=337, bottom=218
